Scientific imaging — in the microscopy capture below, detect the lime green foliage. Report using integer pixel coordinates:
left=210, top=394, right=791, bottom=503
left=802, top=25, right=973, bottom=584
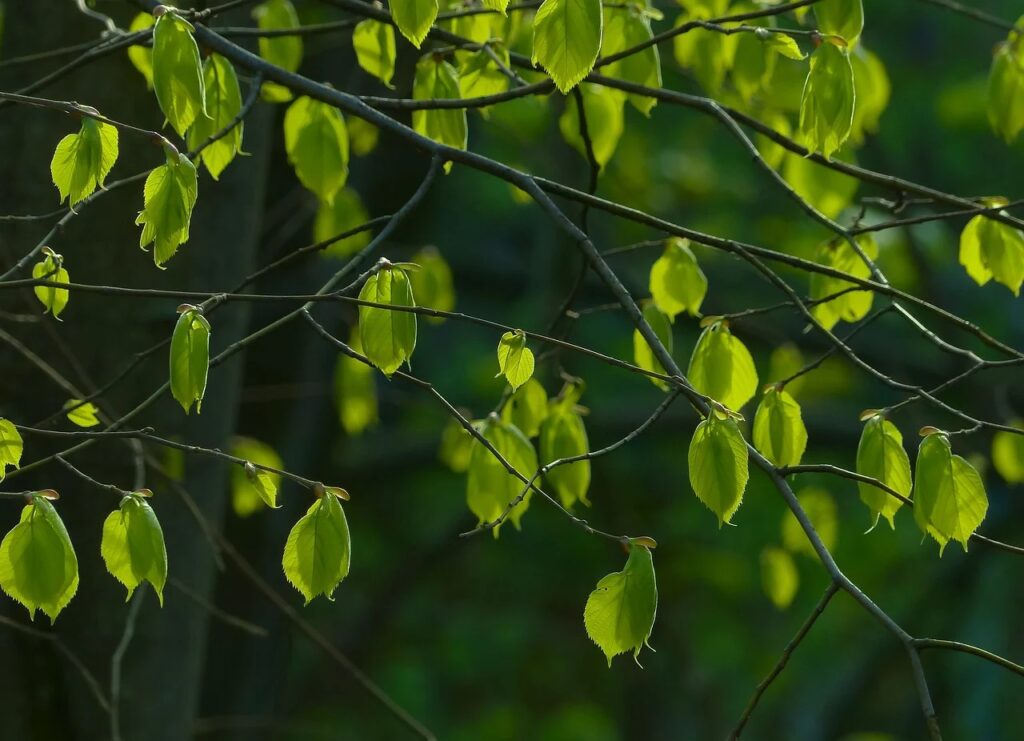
left=231, top=437, right=284, bottom=516
left=169, top=307, right=211, bottom=414
left=137, top=149, right=199, bottom=267
left=914, top=432, right=987, bottom=554
left=799, top=40, right=855, bottom=160
left=391, top=0, right=439, bottom=48
left=688, top=412, right=748, bottom=526
left=412, top=55, right=466, bottom=170
left=583, top=544, right=657, bottom=666
left=353, top=19, right=397, bottom=87
left=101, top=494, right=168, bottom=604
left=127, top=13, right=156, bottom=88
left=358, top=264, right=417, bottom=376
left=152, top=12, right=207, bottom=137
left=0, top=496, right=78, bottom=622
left=814, top=0, right=864, bottom=45
left=540, top=388, right=591, bottom=509
left=856, top=415, right=911, bottom=529
left=0, top=418, right=23, bottom=481
left=64, top=400, right=100, bottom=428
left=559, top=84, right=625, bottom=167
left=349, top=117, right=379, bottom=156
left=634, top=303, right=674, bottom=390
left=188, top=54, right=243, bottom=180
left=282, top=493, right=351, bottom=603
left=459, top=44, right=511, bottom=104
left=850, top=45, right=890, bottom=144
left=408, top=247, right=455, bottom=322
left=752, top=387, right=807, bottom=468
left=809, top=235, right=877, bottom=330
left=782, top=149, right=859, bottom=218
left=603, top=5, right=662, bottom=115
left=314, top=187, right=371, bottom=256
left=673, top=1, right=738, bottom=93
left=992, top=420, right=1024, bottom=484
left=768, top=343, right=805, bottom=397
left=502, top=378, right=549, bottom=438
left=253, top=0, right=303, bottom=102
left=649, top=238, right=707, bottom=319
left=532, top=0, right=603, bottom=94
left=782, top=488, right=837, bottom=557
left=481, top=0, right=509, bottom=12
left=760, top=546, right=798, bottom=609
left=50, top=117, right=118, bottom=206
left=440, top=417, right=478, bottom=473
left=958, top=205, right=1024, bottom=295
left=335, top=325, right=379, bottom=436
left=32, top=251, right=69, bottom=318
left=987, top=24, right=1024, bottom=142
left=466, top=416, right=537, bottom=535
left=496, top=330, right=535, bottom=392
left=687, top=321, right=758, bottom=412
left=284, top=96, right=349, bottom=203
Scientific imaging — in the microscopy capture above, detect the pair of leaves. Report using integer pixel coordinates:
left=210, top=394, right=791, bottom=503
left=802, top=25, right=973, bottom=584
left=633, top=303, right=674, bottom=390
left=809, top=234, right=877, bottom=330
left=253, top=0, right=304, bottom=102
left=798, top=39, right=855, bottom=160
left=101, top=494, right=168, bottom=604
left=137, top=148, right=199, bottom=267
left=466, top=416, right=537, bottom=535
left=440, top=417, right=479, bottom=473
left=532, top=0, right=602, bottom=94
left=856, top=414, right=911, bottom=529
left=359, top=264, right=418, bottom=376
left=602, top=5, right=662, bottom=116
left=496, top=330, right=535, bottom=392
left=152, top=11, right=207, bottom=137
left=51, top=117, right=118, bottom=206
left=391, top=0, right=439, bottom=48
left=335, top=325, right=379, bottom=436
left=412, top=55, right=467, bottom=169
left=284, top=96, right=350, bottom=203
left=540, top=387, right=591, bottom=509
left=282, top=491, right=351, bottom=603
left=914, top=431, right=987, bottom=554
left=584, top=543, right=657, bottom=666
left=353, top=19, right=397, bottom=88
left=0, top=419, right=23, bottom=481
left=959, top=205, right=1024, bottom=295
left=32, top=250, right=69, bottom=318
left=188, top=54, right=244, bottom=180
left=649, top=238, right=707, bottom=319
left=687, top=320, right=758, bottom=412
left=231, top=437, right=284, bottom=516
left=752, top=386, right=807, bottom=468
left=688, top=411, right=748, bottom=526
left=169, top=306, right=211, bottom=414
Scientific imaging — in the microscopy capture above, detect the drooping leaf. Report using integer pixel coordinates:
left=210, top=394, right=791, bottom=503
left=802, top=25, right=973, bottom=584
left=850, top=45, right=890, bottom=144
left=958, top=206, right=1024, bottom=295
left=987, top=25, right=1024, bottom=142
left=136, top=148, right=199, bottom=267
left=188, top=54, right=243, bottom=180
left=856, top=414, right=911, bottom=529
left=314, top=187, right=372, bottom=256
left=531, top=0, right=603, bottom=94
left=673, top=2, right=739, bottom=94
left=809, top=234, right=878, bottom=330
left=602, top=5, right=662, bottom=115
left=408, top=246, right=455, bottom=322
left=760, top=546, right=798, bottom=610
left=64, top=399, right=100, bottom=428
left=583, top=543, right=657, bottom=666
left=992, top=420, right=1024, bottom=484
left=458, top=44, right=510, bottom=105
left=253, top=0, right=303, bottom=102
left=101, top=494, right=168, bottom=604
left=814, top=0, right=864, bottom=45
left=798, top=39, right=855, bottom=160
left=914, top=431, right=988, bottom=554
left=50, top=117, right=118, bottom=206
left=688, top=412, right=748, bottom=526
left=496, top=330, right=535, bottom=392
left=390, top=0, right=439, bottom=48
left=335, top=325, right=378, bottom=436
left=558, top=83, right=625, bottom=168
left=284, top=96, right=349, bottom=203
left=152, top=11, right=207, bottom=137
left=282, top=493, right=351, bottom=603
left=633, top=303, right=674, bottom=391
left=127, top=12, right=156, bottom=88
left=0, top=418, right=23, bottom=481
left=649, top=238, right=707, bottom=319
left=502, top=378, right=549, bottom=439
left=440, top=417, right=478, bottom=473
left=687, top=320, right=758, bottom=412
left=540, top=392, right=591, bottom=509
left=781, top=487, right=838, bottom=557
left=353, top=18, right=397, bottom=87
left=752, top=386, right=807, bottom=468
left=412, top=55, right=466, bottom=171
left=32, top=251, right=69, bottom=318
left=466, top=416, right=538, bottom=535
left=169, top=306, right=211, bottom=414
left=230, top=437, right=284, bottom=516
left=358, top=265, right=417, bottom=377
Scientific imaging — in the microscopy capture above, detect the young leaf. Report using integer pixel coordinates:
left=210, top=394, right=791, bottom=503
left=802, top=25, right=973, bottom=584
left=0, top=496, right=79, bottom=622
left=558, top=83, right=625, bottom=168
left=127, top=12, right=156, bottom=88
left=169, top=306, right=211, bottom=414
left=798, top=40, right=855, bottom=160
left=583, top=543, right=657, bottom=666
left=188, top=54, right=243, bottom=180
left=856, top=414, right=911, bottom=529
left=781, top=487, right=837, bottom=556
left=814, top=0, right=864, bottom=45
left=64, top=399, right=100, bottom=428
left=136, top=148, right=199, bottom=267
left=532, top=0, right=603, bottom=94
left=496, top=330, right=535, bottom=392
left=408, top=246, right=455, bottom=322
left=50, top=117, right=119, bottom=206
left=752, top=386, right=808, bottom=468
left=390, top=0, right=439, bottom=48
left=335, top=325, right=378, bottom=436
left=688, top=412, right=748, bottom=526
left=540, top=397, right=591, bottom=509
left=282, top=493, right=351, bottom=603
left=466, top=416, right=538, bottom=535
left=782, top=148, right=859, bottom=219
left=501, top=378, right=549, bottom=438
left=230, top=437, right=284, bottom=516
left=253, top=0, right=303, bottom=102
left=353, top=18, right=397, bottom=88
left=649, top=238, right=707, bottom=320
left=412, top=55, right=467, bottom=171
left=672, top=3, right=740, bottom=94
left=988, top=41, right=1024, bottom=143
left=687, top=321, right=758, bottom=412
left=284, top=96, right=349, bottom=203
left=101, top=494, right=168, bottom=604
left=809, top=235, right=877, bottom=330
left=992, top=420, right=1024, bottom=484
left=760, top=546, right=798, bottom=610
left=152, top=12, right=207, bottom=137
left=314, top=187, right=372, bottom=255
left=458, top=45, right=510, bottom=104
left=602, top=6, right=662, bottom=115
left=32, top=251, right=69, bottom=318
left=850, top=45, right=890, bottom=144
left=440, top=417, right=477, bottom=473
left=633, top=303, right=673, bottom=391
left=958, top=207, right=1024, bottom=295
left=0, top=418, right=23, bottom=481
left=914, top=431, right=987, bottom=554
left=358, top=265, right=417, bottom=376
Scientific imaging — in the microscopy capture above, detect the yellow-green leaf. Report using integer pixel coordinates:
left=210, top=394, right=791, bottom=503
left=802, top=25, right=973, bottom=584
left=602, top=5, right=662, bottom=115
left=64, top=399, right=100, bottom=428
left=633, top=303, right=673, bottom=391
left=440, top=417, right=478, bottom=472
left=188, top=54, right=243, bottom=180
left=458, top=45, right=510, bottom=105
left=32, top=252, right=69, bottom=318
left=992, top=420, right=1024, bottom=484
left=782, top=149, right=859, bottom=218
left=809, top=234, right=877, bottom=330
left=914, top=431, right=987, bottom=554
left=496, top=330, right=535, bottom=392
left=334, top=325, right=378, bottom=436
left=136, top=149, right=199, bottom=267
left=988, top=40, right=1024, bottom=143
left=314, top=187, right=372, bottom=256
left=531, top=0, right=603, bottom=94
left=253, top=0, right=303, bottom=102
left=856, top=415, right=910, bottom=529
left=230, top=437, right=284, bottom=516
left=687, top=321, right=758, bottom=412
left=688, top=412, right=748, bottom=526
left=152, top=12, right=207, bottom=137
left=50, top=117, right=118, bottom=206
left=390, top=0, right=439, bottom=48
left=412, top=55, right=466, bottom=171
left=649, top=237, right=707, bottom=319
left=0, top=418, right=23, bottom=481
left=798, top=40, right=855, bottom=160
left=353, top=18, right=397, bottom=88
left=752, top=387, right=807, bottom=468
left=284, top=96, right=349, bottom=203
left=101, top=494, right=168, bottom=604
left=127, top=12, right=156, bottom=88
left=466, top=416, right=537, bottom=535
left=814, top=0, right=864, bottom=45
left=282, top=493, right=351, bottom=603
left=583, top=544, right=657, bottom=666
left=501, top=378, right=549, bottom=439
left=169, top=307, right=211, bottom=414
left=782, top=487, right=837, bottom=557
left=958, top=208, right=1024, bottom=295
left=408, top=246, right=455, bottom=322
left=540, top=399, right=590, bottom=509
left=558, top=83, right=625, bottom=168
left=850, top=45, right=890, bottom=144
left=358, top=265, right=417, bottom=377
left=760, top=546, right=798, bottom=609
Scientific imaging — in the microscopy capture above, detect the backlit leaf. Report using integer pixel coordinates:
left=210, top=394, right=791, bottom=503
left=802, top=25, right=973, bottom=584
left=958, top=206, right=1024, bottom=295
left=412, top=55, right=467, bottom=171
left=798, top=40, right=855, bottom=160
left=914, top=431, right=987, bottom=554
left=633, top=303, right=673, bottom=391
left=284, top=96, right=349, bottom=203
left=136, top=148, right=199, bottom=267
left=253, top=0, right=303, bottom=102
left=152, top=12, right=207, bottom=137
left=532, top=0, right=603, bottom=94
left=466, top=416, right=538, bottom=535
left=583, top=543, right=657, bottom=666
left=992, top=420, right=1024, bottom=484
left=781, top=487, right=837, bottom=557
left=282, top=493, right=351, bottom=603
left=850, top=45, right=890, bottom=144
left=602, top=5, right=662, bottom=115
left=856, top=414, right=911, bottom=529
left=127, top=12, right=156, bottom=88
left=353, top=19, right=397, bottom=88
left=188, top=54, right=243, bottom=180
left=809, top=234, right=878, bottom=330
left=358, top=264, right=417, bottom=376
left=497, top=330, right=535, bottom=392
left=390, top=0, right=439, bottom=48
left=687, top=320, right=758, bottom=412
left=440, top=417, right=478, bottom=473
left=64, top=399, right=100, bottom=428
left=408, top=246, right=455, bottom=322
left=0, top=418, right=23, bottom=481
left=760, top=546, right=798, bottom=609
left=649, top=238, right=707, bottom=319
left=540, top=393, right=591, bottom=509
left=101, top=494, right=168, bottom=604
left=688, top=412, right=748, bottom=526
left=502, top=378, right=549, bottom=439
left=32, top=252, right=69, bottom=318
left=50, top=117, right=118, bottom=206
left=231, top=437, right=284, bottom=516
left=752, top=386, right=807, bottom=468
left=335, top=325, right=378, bottom=436
left=558, top=83, right=625, bottom=168
left=314, top=187, right=372, bottom=256
left=169, top=306, right=211, bottom=414
left=987, top=32, right=1024, bottom=142
left=814, top=0, right=864, bottom=45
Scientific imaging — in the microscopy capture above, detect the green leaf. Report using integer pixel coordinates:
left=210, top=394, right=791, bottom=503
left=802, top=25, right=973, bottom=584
left=466, top=416, right=538, bottom=535
left=188, top=54, right=243, bottom=180
left=412, top=55, right=466, bottom=171
left=136, top=149, right=199, bottom=267
left=540, top=399, right=591, bottom=509
left=496, top=330, right=535, bottom=392
left=408, top=246, right=455, bottom=322
left=334, top=325, right=378, bottom=436
left=988, top=39, right=1024, bottom=143
left=765, top=33, right=807, bottom=62
left=440, top=417, right=478, bottom=473
left=752, top=386, right=807, bottom=468
left=809, top=235, right=877, bottom=330
left=958, top=208, right=1024, bottom=295
left=282, top=493, right=351, bottom=603
left=152, top=12, right=207, bottom=137
left=101, top=494, right=168, bottom=604
left=32, top=252, right=69, bottom=318
left=458, top=45, right=510, bottom=106
left=230, top=437, right=284, bottom=516
left=688, top=412, right=748, bottom=526
left=760, top=546, right=798, bottom=609
left=583, top=544, right=657, bottom=666
left=687, top=321, right=758, bottom=412
left=782, top=148, right=859, bottom=219
left=781, top=487, right=837, bottom=557
left=314, top=187, right=372, bottom=256
left=349, top=117, right=380, bottom=156
left=602, top=5, right=662, bottom=115
left=501, top=378, right=549, bottom=438
left=481, top=0, right=509, bottom=13
left=633, top=303, right=673, bottom=391
left=649, top=238, right=707, bottom=319
left=913, top=432, right=988, bottom=554
left=558, top=83, right=625, bottom=168
left=850, top=45, right=890, bottom=144
left=64, top=399, right=100, bottom=428
left=358, top=265, right=417, bottom=377
left=169, top=307, right=211, bottom=414
left=390, top=0, right=439, bottom=48
left=50, top=117, right=119, bottom=206
left=0, top=418, right=23, bottom=481
left=768, top=343, right=806, bottom=398
left=284, top=96, right=349, bottom=203
left=127, top=12, right=156, bottom=89
left=814, top=0, right=864, bottom=45
left=672, top=3, right=739, bottom=93
left=531, top=0, right=603, bottom=94
left=798, top=40, right=855, bottom=160
left=0, top=496, right=79, bottom=622
left=856, top=414, right=911, bottom=529
left=992, top=420, right=1024, bottom=484
left=353, top=19, right=397, bottom=88
left=253, top=0, right=303, bottom=102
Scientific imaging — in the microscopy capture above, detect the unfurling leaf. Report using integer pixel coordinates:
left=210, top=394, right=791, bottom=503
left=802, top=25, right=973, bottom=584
left=502, top=378, right=549, bottom=438
left=688, top=412, right=748, bottom=526
left=136, top=148, right=199, bottom=267
left=32, top=251, right=69, bottom=318
left=992, top=420, right=1024, bottom=484
left=987, top=33, right=1024, bottom=143
left=913, top=431, right=987, bottom=554
left=602, top=6, right=662, bottom=115
left=856, top=414, right=911, bottom=529
left=496, top=330, right=535, bottom=392
left=64, top=399, right=100, bottom=428
left=412, top=55, right=467, bottom=171
left=408, top=247, right=455, bottom=322
left=809, top=235, right=877, bottom=330
left=358, top=264, right=417, bottom=376
left=649, top=238, right=707, bottom=319
left=583, top=543, right=657, bottom=666
left=188, top=54, right=243, bottom=180
left=814, top=0, right=864, bottom=45
left=152, top=11, right=207, bottom=137
left=282, top=493, right=351, bottom=603
left=752, top=387, right=807, bottom=468
left=0, top=496, right=78, bottom=622
left=0, top=418, right=23, bottom=481
left=335, top=325, right=379, bottom=437
left=390, top=0, right=439, bottom=48
left=798, top=40, right=855, bottom=160
left=687, top=320, right=758, bottom=412
left=540, top=391, right=591, bottom=509
left=353, top=18, right=397, bottom=87
left=782, top=488, right=837, bottom=557
left=760, top=546, right=798, bottom=609
left=284, top=96, right=349, bottom=203
left=50, top=117, right=118, bottom=206
left=169, top=306, right=211, bottom=414
left=127, top=12, right=156, bottom=88
left=532, top=0, right=603, bottom=94
left=253, top=0, right=303, bottom=102
left=559, top=83, right=625, bottom=167
left=466, top=416, right=537, bottom=535
left=101, top=494, right=168, bottom=604
left=633, top=303, right=673, bottom=390
left=958, top=205, right=1024, bottom=295
left=230, top=437, right=284, bottom=516
left=314, top=187, right=371, bottom=256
